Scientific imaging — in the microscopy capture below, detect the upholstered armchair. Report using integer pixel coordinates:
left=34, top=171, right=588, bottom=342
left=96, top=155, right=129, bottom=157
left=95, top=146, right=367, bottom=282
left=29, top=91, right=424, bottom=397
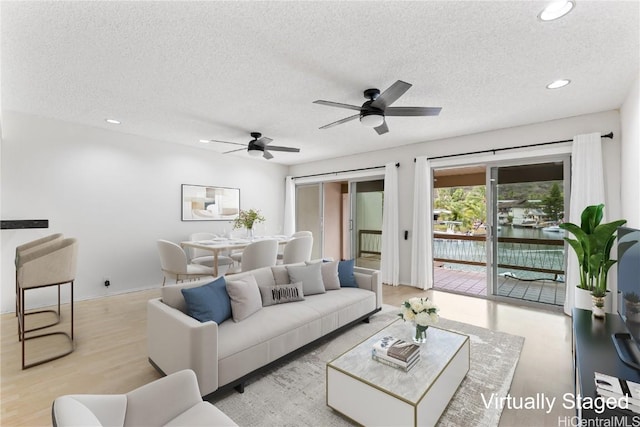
left=52, top=369, right=238, bottom=427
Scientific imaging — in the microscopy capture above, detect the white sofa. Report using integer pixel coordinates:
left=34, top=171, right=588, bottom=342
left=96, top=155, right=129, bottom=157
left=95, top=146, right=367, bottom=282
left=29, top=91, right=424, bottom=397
left=52, top=369, right=237, bottom=426
left=147, top=263, right=381, bottom=397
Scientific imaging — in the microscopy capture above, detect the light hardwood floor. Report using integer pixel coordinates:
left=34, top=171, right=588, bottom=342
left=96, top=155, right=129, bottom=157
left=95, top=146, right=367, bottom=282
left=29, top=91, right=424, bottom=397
left=1, top=285, right=573, bottom=426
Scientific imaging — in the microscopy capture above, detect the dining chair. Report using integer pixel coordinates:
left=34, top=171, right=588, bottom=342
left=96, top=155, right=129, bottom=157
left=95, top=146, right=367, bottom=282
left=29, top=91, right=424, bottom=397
left=16, top=237, right=78, bottom=369
left=157, top=240, right=215, bottom=286
left=277, top=231, right=313, bottom=262
left=188, top=233, right=234, bottom=273
left=291, top=230, right=313, bottom=238
left=280, top=235, right=313, bottom=264
left=229, top=239, right=278, bottom=273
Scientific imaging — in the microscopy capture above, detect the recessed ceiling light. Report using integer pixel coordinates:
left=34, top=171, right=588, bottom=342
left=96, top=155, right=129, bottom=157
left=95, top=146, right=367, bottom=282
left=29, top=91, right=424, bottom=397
left=538, top=0, right=575, bottom=21
left=546, top=79, right=571, bottom=89
left=199, top=139, right=211, bottom=143
left=105, top=119, right=121, bottom=125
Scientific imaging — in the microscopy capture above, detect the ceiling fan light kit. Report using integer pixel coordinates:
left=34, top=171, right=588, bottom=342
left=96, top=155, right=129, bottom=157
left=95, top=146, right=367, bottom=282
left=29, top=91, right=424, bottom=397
left=313, top=80, right=442, bottom=135
left=211, top=132, right=300, bottom=160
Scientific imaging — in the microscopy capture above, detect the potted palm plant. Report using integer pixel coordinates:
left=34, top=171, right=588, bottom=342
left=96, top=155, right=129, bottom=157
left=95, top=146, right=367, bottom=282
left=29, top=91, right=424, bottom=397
left=559, top=204, right=626, bottom=317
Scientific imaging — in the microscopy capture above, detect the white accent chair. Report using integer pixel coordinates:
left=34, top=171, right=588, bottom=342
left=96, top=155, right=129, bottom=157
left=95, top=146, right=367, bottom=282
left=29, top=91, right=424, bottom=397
left=188, top=233, right=234, bottom=274
left=279, top=235, right=313, bottom=264
left=51, top=369, right=238, bottom=427
left=228, top=239, right=278, bottom=273
left=291, top=230, right=313, bottom=238
left=157, top=240, right=214, bottom=286
left=16, top=237, right=78, bottom=369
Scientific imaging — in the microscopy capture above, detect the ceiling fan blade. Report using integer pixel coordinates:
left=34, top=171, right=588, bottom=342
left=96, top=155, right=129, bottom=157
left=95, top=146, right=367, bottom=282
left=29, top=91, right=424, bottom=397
left=371, top=80, right=412, bottom=109
left=374, top=121, right=389, bottom=135
left=265, top=145, right=300, bottom=153
left=255, top=137, right=273, bottom=147
left=263, top=151, right=274, bottom=160
left=385, top=106, right=442, bottom=116
left=208, top=139, right=246, bottom=147
left=319, top=114, right=360, bottom=130
left=223, top=147, right=247, bottom=154
left=313, top=100, right=361, bottom=111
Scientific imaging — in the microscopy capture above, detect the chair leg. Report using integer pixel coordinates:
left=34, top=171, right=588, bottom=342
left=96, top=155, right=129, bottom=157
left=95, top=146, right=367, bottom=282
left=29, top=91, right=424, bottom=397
left=21, top=281, right=75, bottom=370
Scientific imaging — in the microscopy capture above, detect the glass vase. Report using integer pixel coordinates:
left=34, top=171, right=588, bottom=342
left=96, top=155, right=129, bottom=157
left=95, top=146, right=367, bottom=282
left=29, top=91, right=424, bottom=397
left=413, top=323, right=429, bottom=344
left=247, top=227, right=254, bottom=240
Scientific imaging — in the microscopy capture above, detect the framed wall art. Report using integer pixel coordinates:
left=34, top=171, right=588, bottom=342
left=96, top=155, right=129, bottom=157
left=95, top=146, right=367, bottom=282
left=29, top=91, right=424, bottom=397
left=181, top=184, right=240, bottom=221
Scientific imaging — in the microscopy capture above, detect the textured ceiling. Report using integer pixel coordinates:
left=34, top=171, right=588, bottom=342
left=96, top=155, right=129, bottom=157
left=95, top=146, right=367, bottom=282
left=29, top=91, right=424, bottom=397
left=2, top=1, right=639, bottom=165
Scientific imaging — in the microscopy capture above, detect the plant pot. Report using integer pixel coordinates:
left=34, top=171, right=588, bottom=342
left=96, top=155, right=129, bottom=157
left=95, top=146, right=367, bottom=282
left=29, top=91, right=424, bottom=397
left=575, top=287, right=612, bottom=316
left=575, top=287, right=593, bottom=310
left=592, top=295, right=606, bottom=318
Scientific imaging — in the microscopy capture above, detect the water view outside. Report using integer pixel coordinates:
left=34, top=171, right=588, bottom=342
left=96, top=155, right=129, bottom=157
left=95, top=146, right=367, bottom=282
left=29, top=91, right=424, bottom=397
left=434, top=228, right=565, bottom=281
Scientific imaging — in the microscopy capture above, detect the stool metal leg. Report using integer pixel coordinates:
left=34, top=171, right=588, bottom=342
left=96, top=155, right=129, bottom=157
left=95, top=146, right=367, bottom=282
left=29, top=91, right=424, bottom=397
left=20, top=281, right=75, bottom=370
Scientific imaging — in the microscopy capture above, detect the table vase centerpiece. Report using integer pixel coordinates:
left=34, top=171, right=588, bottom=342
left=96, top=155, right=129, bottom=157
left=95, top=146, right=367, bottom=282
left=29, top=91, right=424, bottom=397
left=398, top=296, right=439, bottom=344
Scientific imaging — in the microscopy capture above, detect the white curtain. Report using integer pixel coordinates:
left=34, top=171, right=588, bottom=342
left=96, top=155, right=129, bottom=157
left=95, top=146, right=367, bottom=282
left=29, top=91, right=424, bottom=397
left=381, top=163, right=400, bottom=286
left=411, top=156, right=434, bottom=289
left=564, top=132, right=606, bottom=315
left=283, top=176, right=296, bottom=236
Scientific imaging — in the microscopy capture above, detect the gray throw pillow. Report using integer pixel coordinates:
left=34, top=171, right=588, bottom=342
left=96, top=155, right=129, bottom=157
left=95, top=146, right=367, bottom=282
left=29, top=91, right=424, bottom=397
left=306, top=260, right=340, bottom=290
left=259, top=282, right=305, bottom=306
left=271, top=265, right=290, bottom=285
left=287, top=263, right=326, bottom=296
left=225, top=275, right=263, bottom=322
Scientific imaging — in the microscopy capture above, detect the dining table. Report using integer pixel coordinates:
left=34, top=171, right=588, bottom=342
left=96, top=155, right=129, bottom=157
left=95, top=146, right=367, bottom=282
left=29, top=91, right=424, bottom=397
left=180, top=235, right=290, bottom=276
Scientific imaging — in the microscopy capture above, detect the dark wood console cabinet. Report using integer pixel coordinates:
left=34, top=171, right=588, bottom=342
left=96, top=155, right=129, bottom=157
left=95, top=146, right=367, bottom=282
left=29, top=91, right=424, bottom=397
left=573, top=308, right=640, bottom=422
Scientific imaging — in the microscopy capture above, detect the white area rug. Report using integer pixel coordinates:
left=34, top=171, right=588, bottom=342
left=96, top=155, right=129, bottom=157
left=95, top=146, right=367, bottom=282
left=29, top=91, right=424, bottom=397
left=210, top=305, right=524, bottom=426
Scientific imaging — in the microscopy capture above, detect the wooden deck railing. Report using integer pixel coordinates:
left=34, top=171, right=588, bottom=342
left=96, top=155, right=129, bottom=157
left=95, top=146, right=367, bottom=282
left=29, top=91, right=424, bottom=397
left=358, top=229, right=382, bottom=258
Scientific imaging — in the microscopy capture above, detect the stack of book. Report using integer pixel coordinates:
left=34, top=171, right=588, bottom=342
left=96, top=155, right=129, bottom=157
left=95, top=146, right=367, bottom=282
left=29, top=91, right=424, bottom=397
left=594, top=371, right=640, bottom=414
left=371, top=336, right=420, bottom=372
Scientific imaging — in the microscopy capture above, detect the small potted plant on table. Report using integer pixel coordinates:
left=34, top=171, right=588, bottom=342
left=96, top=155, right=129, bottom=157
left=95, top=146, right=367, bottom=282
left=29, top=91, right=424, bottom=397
left=233, top=208, right=265, bottom=239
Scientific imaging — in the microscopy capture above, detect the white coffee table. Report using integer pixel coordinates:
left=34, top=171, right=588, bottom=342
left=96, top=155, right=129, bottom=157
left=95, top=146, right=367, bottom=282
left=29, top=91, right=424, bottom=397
left=326, top=319, right=470, bottom=427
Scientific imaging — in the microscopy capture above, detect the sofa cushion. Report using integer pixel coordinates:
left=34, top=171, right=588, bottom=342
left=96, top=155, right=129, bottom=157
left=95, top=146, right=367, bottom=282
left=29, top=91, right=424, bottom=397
left=259, top=282, right=304, bottom=306
left=161, top=278, right=214, bottom=314
left=338, top=259, right=358, bottom=287
left=319, top=260, right=340, bottom=290
left=287, top=263, right=325, bottom=296
left=180, top=277, right=231, bottom=324
left=226, top=266, right=276, bottom=288
left=271, top=265, right=290, bottom=285
left=225, top=275, right=263, bottom=322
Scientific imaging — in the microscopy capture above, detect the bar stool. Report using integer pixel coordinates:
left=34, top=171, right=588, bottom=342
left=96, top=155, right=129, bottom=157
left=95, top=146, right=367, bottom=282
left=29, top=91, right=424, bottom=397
left=15, top=233, right=64, bottom=319
left=17, top=237, right=78, bottom=369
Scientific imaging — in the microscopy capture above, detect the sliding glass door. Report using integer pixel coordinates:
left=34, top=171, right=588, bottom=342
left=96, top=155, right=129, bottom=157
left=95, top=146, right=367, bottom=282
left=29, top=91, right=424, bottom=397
left=296, top=184, right=322, bottom=259
left=488, top=159, right=569, bottom=306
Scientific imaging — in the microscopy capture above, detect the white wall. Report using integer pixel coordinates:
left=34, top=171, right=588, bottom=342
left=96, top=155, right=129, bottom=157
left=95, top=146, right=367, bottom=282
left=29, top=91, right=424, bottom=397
left=620, top=73, right=640, bottom=229
left=289, top=110, right=623, bottom=286
left=1, top=111, right=288, bottom=313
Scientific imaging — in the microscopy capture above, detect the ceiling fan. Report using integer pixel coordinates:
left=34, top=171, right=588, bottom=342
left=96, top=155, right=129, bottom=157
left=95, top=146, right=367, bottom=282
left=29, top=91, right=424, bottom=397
left=211, top=132, right=300, bottom=160
left=313, top=80, right=442, bottom=135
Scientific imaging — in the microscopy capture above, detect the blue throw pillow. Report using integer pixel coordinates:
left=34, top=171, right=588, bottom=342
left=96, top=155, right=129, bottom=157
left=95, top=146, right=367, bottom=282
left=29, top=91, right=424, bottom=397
left=338, top=259, right=357, bottom=288
left=181, top=276, right=231, bottom=323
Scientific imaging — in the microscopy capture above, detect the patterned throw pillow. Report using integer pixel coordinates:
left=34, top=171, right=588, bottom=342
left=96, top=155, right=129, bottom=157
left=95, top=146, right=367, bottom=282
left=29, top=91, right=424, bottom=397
left=259, top=282, right=305, bottom=306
